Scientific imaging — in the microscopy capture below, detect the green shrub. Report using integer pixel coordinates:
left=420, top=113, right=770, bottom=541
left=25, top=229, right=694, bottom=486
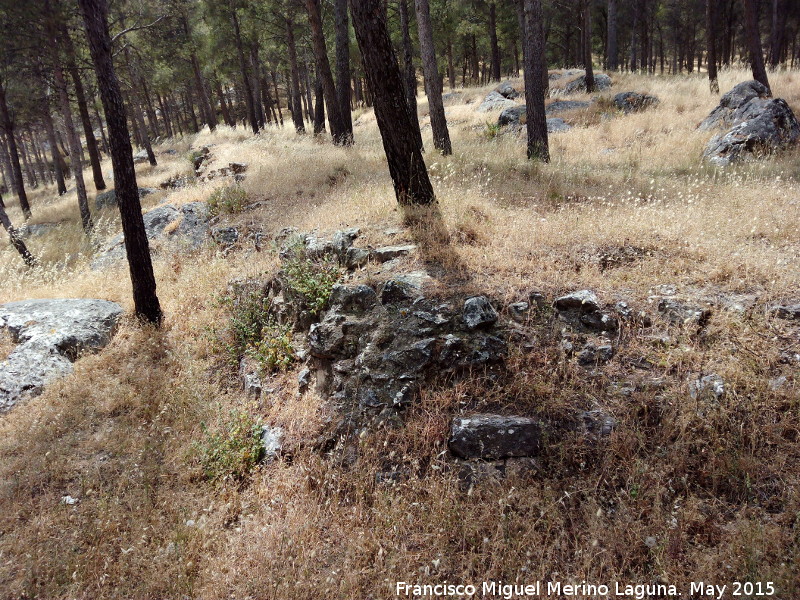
left=281, top=247, right=341, bottom=317
left=247, top=321, right=295, bottom=373
left=484, top=121, right=501, bottom=139
left=215, top=289, right=271, bottom=368
left=195, top=407, right=263, bottom=482
left=208, top=185, right=247, bottom=216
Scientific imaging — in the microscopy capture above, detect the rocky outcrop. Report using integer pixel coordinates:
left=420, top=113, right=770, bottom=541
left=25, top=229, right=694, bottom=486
left=92, top=202, right=209, bottom=268
left=497, top=106, right=572, bottom=133
left=769, top=304, right=800, bottom=320
left=495, top=81, right=521, bottom=99
left=699, top=80, right=771, bottom=131
left=703, top=98, right=800, bottom=166
left=477, top=91, right=518, bottom=113
left=95, top=187, right=156, bottom=210
left=0, top=299, right=123, bottom=411
left=546, top=100, right=591, bottom=114
left=613, top=92, right=659, bottom=113
left=554, top=290, right=618, bottom=334
left=449, top=414, right=541, bottom=460
left=563, top=73, right=612, bottom=95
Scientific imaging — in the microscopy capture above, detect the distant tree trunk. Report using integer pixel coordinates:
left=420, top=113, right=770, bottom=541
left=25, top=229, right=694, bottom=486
left=230, top=4, right=259, bottom=133
left=302, top=60, right=315, bottom=124
left=769, top=0, right=785, bottom=68
left=79, top=0, right=162, bottom=325
left=285, top=17, right=306, bottom=133
left=399, top=0, right=424, bottom=152
left=488, top=2, right=502, bottom=81
left=447, top=40, right=456, bottom=88
left=0, top=78, right=31, bottom=219
left=18, top=135, right=37, bottom=189
left=523, top=0, right=549, bottom=162
left=607, top=0, right=618, bottom=69
left=271, top=71, right=284, bottom=125
left=0, top=197, right=36, bottom=266
left=28, top=128, right=49, bottom=186
left=350, top=0, right=435, bottom=205
left=250, top=46, right=267, bottom=128
left=707, top=0, right=720, bottom=93
left=334, top=0, right=354, bottom=136
left=305, top=0, right=350, bottom=145
left=415, top=0, right=452, bottom=155
left=313, top=77, right=326, bottom=134
left=42, top=105, right=67, bottom=195
left=215, top=79, right=235, bottom=127
left=744, top=0, right=771, bottom=92
left=583, top=0, right=595, bottom=92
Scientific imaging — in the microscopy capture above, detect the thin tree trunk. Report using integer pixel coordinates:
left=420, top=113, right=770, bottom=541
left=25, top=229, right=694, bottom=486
left=271, top=71, right=284, bottom=125
left=583, top=0, right=595, bottom=92
left=607, top=0, right=618, bottom=70
left=744, top=0, right=771, bottom=92
left=0, top=78, right=31, bottom=218
left=305, top=0, right=350, bottom=144
left=78, top=0, right=162, bottom=324
left=28, top=127, right=49, bottom=186
left=302, top=60, right=315, bottom=124
left=313, top=76, right=326, bottom=134
left=523, top=0, right=549, bottom=162
left=18, top=135, right=37, bottom=189
left=334, top=0, right=354, bottom=136
left=488, top=2, right=501, bottom=81
left=707, top=0, right=720, bottom=93
left=399, top=0, right=424, bottom=152
left=415, top=0, right=452, bottom=155
left=230, top=3, right=259, bottom=133
left=350, top=0, right=435, bottom=205
left=286, top=16, right=306, bottom=133
left=0, top=196, right=36, bottom=266
left=42, top=105, right=67, bottom=195
left=215, top=79, right=235, bottom=127
left=93, top=101, right=109, bottom=153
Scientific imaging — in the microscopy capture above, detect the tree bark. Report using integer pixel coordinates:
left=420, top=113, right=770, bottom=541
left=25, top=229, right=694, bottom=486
left=350, top=0, right=435, bottom=205
left=285, top=16, right=306, bottom=133
left=215, top=78, right=235, bottom=127
left=707, top=0, right=720, bottom=93
left=313, top=76, right=326, bottom=134
left=305, top=0, right=350, bottom=145
left=0, top=78, right=31, bottom=218
left=607, top=0, right=618, bottom=70
left=415, top=0, right=452, bottom=155
left=488, top=2, right=502, bottom=81
left=583, top=0, right=595, bottom=92
left=334, top=0, right=354, bottom=136
left=78, top=0, right=162, bottom=325
left=230, top=3, right=259, bottom=133
left=744, top=0, right=771, bottom=92
left=523, top=0, right=549, bottom=162
left=0, top=195, right=35, bottom=266
left=399, top=0, right=424, bottom=152
left=42, top=105, right=67, bottom=195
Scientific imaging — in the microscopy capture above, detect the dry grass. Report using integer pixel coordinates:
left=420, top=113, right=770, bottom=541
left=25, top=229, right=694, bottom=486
left=0, top=67, right=799, bottom=598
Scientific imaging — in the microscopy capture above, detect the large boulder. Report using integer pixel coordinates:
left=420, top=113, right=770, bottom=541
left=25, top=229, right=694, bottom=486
left=498, top=105, right=525, bottom=126
left=0, top=299, right=123, bottom=411
left=699, top=80, right=771, bottom=131
left=495, top=81, right=521, bottom=99
left=613, top=92, right=659, bottom=113
left=477, top=91, right=518, bottom=113
left=554, top=290, right=618, bottom=333
left=95, top=187, right=156, bottom=210
left=449, top=414, right=541, bottom=459
left=563, top=73, right=612, bottom=95
left=546, top=100, right=591, bottom=114
left=703, top=98, right=800, bottom=166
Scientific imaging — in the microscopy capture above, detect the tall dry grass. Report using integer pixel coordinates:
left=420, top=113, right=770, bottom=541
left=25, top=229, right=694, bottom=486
left=0, top=67, right=798, bottom=598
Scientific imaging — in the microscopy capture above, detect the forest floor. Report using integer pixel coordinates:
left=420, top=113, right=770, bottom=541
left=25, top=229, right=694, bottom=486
left=0, top=67, right=799, bottom=599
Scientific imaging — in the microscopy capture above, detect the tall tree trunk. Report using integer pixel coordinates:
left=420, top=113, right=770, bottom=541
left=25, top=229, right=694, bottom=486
left=334, top=0, right=354, bottom=136
left=42, top=105, right=67, bottom=195
left=93, top=101, right=109, bottom=153
left=18, top=135, right=37, bottom=189
left=28, top=128, right=49, bottom=186
left=523, top=0, right=549, bottom=162
left=607, top=0, right=618, bottom=70
left=313, top=76, right=326, bottom=134
left=230, top=4, right=259, bottom=133
left=350, top=0, right=435, bottom=205
left=743, top=0, right=771, bottom=92
left=0, top=195, right=36, bottom=266
left=447, top=40, right=456, bottom=88
left=415, top=0, right=452, bottom=155
left=488, top=2, right=502, bottom=81
left=305, top=0, right=350, bottom=145
left=399, top=0, right=424, bottom=152
left=285, top=18, right=306, bottom=133
left=0, top=78, right=31, bottom=218
left=78, top=0, right=162, bottom=325
left=215, top=78, right=235, bottom=127
left=707, top=0, right=720, bottom=93
left=250, top=45, right=267, bottom=128
left=271, top=71, right=284, bottom=126
left=302, top=60, right=315, bottom=124
left=583, top=0, right=595, bottom=92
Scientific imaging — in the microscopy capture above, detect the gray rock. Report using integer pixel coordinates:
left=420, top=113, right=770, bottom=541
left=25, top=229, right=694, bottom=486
left=699, top=80, right=771, bottom=131
left=0, top=299, right=123, bottom=411
left=689, top=373, right=725, bottom=400
left=563, top=73, right=612, bottom=95
left=372, top=245, right=416, bottom=262
left=577, top=343, right=614, bottom=366
left=329, top=284, right=378, bottom=314
left=580, top=409, right=618, bottom=438
left=547, top=118, right=571, bottom=133
left=239, top=358, right=262, bottom=399
left=498, top=105, right=526, bottom=126
left=546, top=100, right=591, bottom=114
left=297, top=367, right=311, bottom=392
left=613, top=91, right=659, bottom=113
left=554, top=290, right=618, bottom=333
left=463, top=296, right=498, bottom=330
left=132, top=149, right=149, bottom=164
left=380, top=279, right=422, bottom=304
left=332, top=228, right=360, bottom=257
left=211, top=226, right=239, bottom=247
left=449, top=414, right=541, bottom=459
left=476, top=91, right=518, bottom=113
left=344, top=247, right=370, bottom=269
left=657, top=298, right=711, bottom=327
left=769, top=304, right=800, bottom=320
left=17, top=222, right=60, bottom=238
left=95, top=187, right=156, bottom=210
left=260, top=425, right=284, bottom=461
left=704, top=98, right=800, bottom=166
left=495, top=81, right=521, bottom=99
left=549, top=69, right=584, bottom=81
left=508, top=301, right=530, bottom=322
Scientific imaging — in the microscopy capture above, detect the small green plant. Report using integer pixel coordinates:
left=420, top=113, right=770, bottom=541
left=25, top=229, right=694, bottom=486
left=483, top=121, right=501, bottom=139
left=215, top=289, right=271, bottom=368
left=208, top=185, right=247, bottom=216
left=195, top=407, right=264, bottom=482
left=281, top=246, right=341, bottom=316
left=248, top=321, right=295, bottom=373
